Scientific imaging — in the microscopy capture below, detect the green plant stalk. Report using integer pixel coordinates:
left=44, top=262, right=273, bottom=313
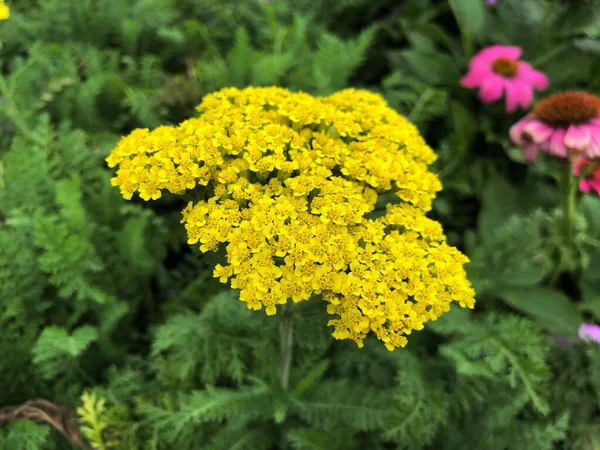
left=279, top=302, right=294, bottom=392
left=560, top=159, right=577, bottom=250
left=548, top=160, right=577, bottom=286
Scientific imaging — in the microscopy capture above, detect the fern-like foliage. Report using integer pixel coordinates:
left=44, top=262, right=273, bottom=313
left=467, top=212, right=554, bottom=294
left=32, top=326, right=98, bottom=380
left=140, top=383, right=274, bottom=448
left=152, top=292, right=274, bottom=386
left=77, top=392, right=112, bottom=450
left=434, top=309, right=551, bottom=414
left=0, top=421, right=50, bottom=450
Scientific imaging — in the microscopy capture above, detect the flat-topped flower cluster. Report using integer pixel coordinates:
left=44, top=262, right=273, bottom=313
left=107, top=86, right=475, bottom=350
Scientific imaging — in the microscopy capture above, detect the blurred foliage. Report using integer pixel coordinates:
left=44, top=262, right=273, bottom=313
left=1, top=0, right=600, bottom=448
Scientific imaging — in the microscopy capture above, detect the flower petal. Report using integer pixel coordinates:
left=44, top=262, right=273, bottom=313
left=505, top=79, right=533, bottom=113
left=572, top=157, right=588, bottom=176
left=478, top=75, right=504, bottom=104
left=476, top=45, right=522, bottom=64
left=579, top=323, right=600, bottom=344
left=522, top=143, right=538, bottom=163
left=580, top=179, right=593, bottom=193
left=460, top=65, right=492, bottom=89
left=504, top=80, right=520, bottom=113
left=523, top=121, right=553, bottom=143
left=516, top=62, right=549, bottom=90
left=509, top=117, right=533, bottom=145
left=585, top=126, right=600, bottom=158
left=565, top=125, right=591, bottom=153
left=546, top=128, right=568, bottom=157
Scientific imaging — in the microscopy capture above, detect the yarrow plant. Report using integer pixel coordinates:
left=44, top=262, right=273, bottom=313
left=461, top=45, right=548, bottom=113
left=106, top=87, right=475, bottom=350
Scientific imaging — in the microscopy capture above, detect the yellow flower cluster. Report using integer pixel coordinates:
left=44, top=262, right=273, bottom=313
left=107, top=86, right=475, bottom=350
left=0, top=1, right=9, bottom=20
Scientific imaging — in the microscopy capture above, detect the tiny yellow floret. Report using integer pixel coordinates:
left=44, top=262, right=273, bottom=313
left=107, top=86, right=475, bottom=350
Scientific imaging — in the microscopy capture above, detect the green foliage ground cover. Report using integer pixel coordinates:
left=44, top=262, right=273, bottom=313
left=1, top=0, right=600, bottom=448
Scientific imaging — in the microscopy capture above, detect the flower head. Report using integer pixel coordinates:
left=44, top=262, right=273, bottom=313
left=573, top=157, right=600, bottom=195
left=510, top=92, right=600, bottom=162
left=107, top=87, right=475, bottom=350
left=578, top=323, right=600, bottom=344
left=0, top=1, right=9, bottom=20
left=461, top=45, right=548, bottom=113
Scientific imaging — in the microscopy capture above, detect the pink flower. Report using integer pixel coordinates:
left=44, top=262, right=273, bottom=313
left=510, top=92, right=600, bottom=163
left=578, top=323, right=600, bottom=344
left=573, top=157, right=600, bottom=195
left=461, top=45, right=548, bottom=113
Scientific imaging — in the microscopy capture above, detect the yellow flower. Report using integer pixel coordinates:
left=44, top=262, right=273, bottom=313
left=107, top=86, right=475, bottom=350
left=0, top=1, right=9, bottom=20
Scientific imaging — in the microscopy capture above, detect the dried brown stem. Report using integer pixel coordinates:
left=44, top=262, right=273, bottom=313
left=0, top=399, right=90, bottom=449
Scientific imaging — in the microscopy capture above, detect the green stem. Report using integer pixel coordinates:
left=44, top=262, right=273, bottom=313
left=560, top=159, right=577, bottom=250
left=279, top=302, right=294, bottom=392
left=549, top=160, right=577, bottom=286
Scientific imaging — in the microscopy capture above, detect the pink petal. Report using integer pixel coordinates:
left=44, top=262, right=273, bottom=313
left=523, top=121, right=553, bottom=143
left=478, top=75, right=504, bottom=104
left=515, top=81, right=534, bottom=110
left=585, top=126, right=600, bottom=158
left=522, top=143, right=538, bottom=163
left=504, top=80, right=521, bottom=113
left=580, top=179, right=593, bottom=193
left=509, top=117, right=533, bottom=145
left=591, top=180, right=600, bottom=196
left=579, top=323, right=600, bottom=343
left=516, top=62, right=549, bottom=91
left=547, top=128, right=568, bottom=157
left=504, top=78, right=533, bottom=112
left=565, top=125, right=591, bottom=153
left=475, top=45, right=522, bottom=65
left=461, top=65, right=493, bottom=88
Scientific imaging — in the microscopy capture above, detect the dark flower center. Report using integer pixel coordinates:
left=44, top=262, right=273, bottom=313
left=532, top=91, right=600, bottom=128
left=492, top=58, right=518, bottom=77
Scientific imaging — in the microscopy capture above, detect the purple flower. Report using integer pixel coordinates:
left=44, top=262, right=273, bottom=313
left=486, top=0, right=499, bottom=4
left=578, top=323, right=600, bottom=344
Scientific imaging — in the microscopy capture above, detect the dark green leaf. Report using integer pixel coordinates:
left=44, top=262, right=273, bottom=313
left=497, top=287, right=582, bottom=337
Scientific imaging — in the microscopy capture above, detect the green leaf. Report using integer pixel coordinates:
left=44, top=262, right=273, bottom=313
left=0, top=420, right=50, bottom=450
left=573, top=38, right=600, bottom=54
left=497, top=287, right=582, bottom=337
left=435, top=312, right=551, bottom=415
left=400, top=50, right=460, bottom=85
left=449, top=101, right=477, bottom=157
left=227, top=27, right=254, bottom=88
left=477, top=172, right=526, bottom=242
left=32, top=325, right=98, bottom=379
left=581, top=195, right=600, bottom=230
left=294, top=360, right=329, bottom=395
left=448, top=0, right=486, bottom=40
